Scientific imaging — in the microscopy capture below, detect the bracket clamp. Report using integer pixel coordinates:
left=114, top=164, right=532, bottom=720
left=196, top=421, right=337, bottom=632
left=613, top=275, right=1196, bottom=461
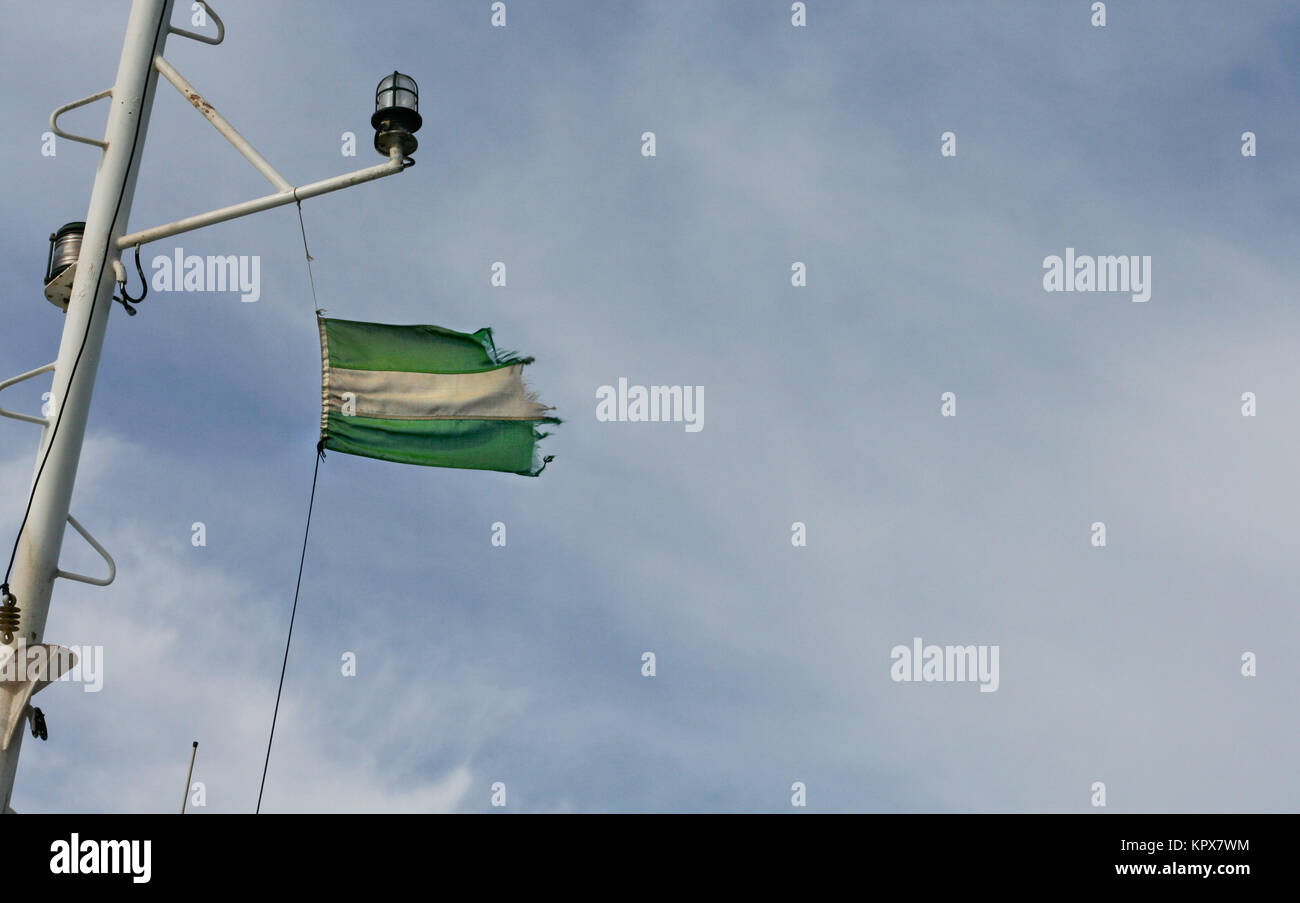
left=56, top=515, right=116, bottom=587
left=49, top=89, right=113, bottom=150
left=168, top=1, right=224, bottom=45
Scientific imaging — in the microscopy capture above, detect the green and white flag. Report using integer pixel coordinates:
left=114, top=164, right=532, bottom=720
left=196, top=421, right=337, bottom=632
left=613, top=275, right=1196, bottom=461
left=317, top=314, right=558, bottom=475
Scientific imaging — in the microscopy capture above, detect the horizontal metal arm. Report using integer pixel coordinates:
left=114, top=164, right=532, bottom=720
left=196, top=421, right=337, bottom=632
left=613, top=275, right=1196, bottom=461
left=168, top=0, right=224, bottom=45
left=56, top=515, right=116, bottom=587
left=0, top=363, right=55, bottom=426
left=49, top=89, right=113, bottom=150
left=117, top=148, right=407, bottom=249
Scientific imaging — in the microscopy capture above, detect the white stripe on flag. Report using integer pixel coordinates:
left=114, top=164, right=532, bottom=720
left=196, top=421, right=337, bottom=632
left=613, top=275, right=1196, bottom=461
left=327, top=364, right=552, bottom=420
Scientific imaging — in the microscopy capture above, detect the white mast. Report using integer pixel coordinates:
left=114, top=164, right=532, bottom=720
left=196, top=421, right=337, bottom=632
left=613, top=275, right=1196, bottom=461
left=0, top=0, right=177, bottom=813
left=0, top=0, right=416, bottom=813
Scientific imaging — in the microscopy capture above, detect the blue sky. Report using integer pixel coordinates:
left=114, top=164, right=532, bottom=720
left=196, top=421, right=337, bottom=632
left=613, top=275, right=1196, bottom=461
left=1, top=0, right=1298, bottom=812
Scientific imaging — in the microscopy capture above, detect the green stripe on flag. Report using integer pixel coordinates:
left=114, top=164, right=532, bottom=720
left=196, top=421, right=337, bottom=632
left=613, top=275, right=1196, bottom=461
left=324, top=413, right=549, bottom=474
left=324, top=317, right=508, bottom=373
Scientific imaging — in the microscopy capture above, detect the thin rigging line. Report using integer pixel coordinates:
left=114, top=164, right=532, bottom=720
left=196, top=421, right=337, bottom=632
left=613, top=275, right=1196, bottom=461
left=256, top=200, right=326, bottom=813
left=256, top=449, right=321, bottom=814
left=295, top=199, right=319, bottom=309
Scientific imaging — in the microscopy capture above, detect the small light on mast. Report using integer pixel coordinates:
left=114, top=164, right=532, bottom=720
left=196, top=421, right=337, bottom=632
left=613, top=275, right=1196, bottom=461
left=45, top=222, right=84, bottom=283
left=43, top=221, right=85, bottom=310
left=372, top=71, right=421, bottom=158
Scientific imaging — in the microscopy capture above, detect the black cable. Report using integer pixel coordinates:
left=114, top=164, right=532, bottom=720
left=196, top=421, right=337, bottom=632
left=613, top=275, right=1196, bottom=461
left=1, top=7, right=169, bottom=602
left=256, top=448, right=321, bottom=814
left=114, top=244, right=148, bottom=315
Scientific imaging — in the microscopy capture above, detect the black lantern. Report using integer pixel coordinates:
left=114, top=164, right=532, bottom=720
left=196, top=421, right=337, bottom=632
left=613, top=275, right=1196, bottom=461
left=44, top=221, right=85, bottom=310
left=372, top=71, right=422, bottom=158
left=45, top=222, right=84, bottom=284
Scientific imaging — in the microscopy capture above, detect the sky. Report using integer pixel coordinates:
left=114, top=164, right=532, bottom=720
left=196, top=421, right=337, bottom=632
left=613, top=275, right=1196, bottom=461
left=1, top=0, right=1298, bottom=813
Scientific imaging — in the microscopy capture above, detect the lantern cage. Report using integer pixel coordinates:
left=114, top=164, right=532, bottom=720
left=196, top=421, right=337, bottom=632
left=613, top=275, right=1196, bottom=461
left=372, top=71, right=422, bottom=158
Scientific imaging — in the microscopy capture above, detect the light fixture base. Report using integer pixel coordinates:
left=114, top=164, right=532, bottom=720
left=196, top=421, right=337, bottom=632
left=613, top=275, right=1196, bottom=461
left=373, top=125, right=418, bottom=158
left=44, top=263, right=76, bottom=311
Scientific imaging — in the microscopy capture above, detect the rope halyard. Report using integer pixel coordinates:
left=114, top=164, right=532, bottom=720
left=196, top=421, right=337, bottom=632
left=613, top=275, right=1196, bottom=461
left=255, top=201, right=327, bottom=812
left=256, top=448, right=321, bottom=813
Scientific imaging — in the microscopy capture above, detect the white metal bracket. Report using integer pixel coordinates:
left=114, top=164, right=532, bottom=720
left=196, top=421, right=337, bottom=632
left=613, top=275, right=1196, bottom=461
left=168, top=1, right=224, bottom=45
left=115, top=55, right=409, bottom=250
left=49, top=89, right=113, bottom=150
left=44, top=261, right=78, bottom=311
left=56, top=515, right=116, bottom=587
left=0, top=363, right=55, bottom=427
left=0, top=644, right=77, bottom=752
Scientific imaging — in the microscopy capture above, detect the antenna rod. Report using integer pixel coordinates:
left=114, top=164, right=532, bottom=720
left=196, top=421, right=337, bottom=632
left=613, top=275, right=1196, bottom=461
left=181, top=741, right=198, bottom=813
left=0, top=0, right=176, bottom=811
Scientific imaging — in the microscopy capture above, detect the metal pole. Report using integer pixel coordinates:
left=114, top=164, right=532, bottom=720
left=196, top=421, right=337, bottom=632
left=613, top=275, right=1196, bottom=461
left=116, top=148, right=405, bottom=249
left=181, top=741, right=197, bottom=813
left=0, top=0, right=175, bottom=813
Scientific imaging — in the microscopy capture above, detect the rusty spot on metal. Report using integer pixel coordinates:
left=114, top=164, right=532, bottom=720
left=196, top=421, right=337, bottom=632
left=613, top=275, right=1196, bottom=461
left=185, top=90, right=214, bottom=116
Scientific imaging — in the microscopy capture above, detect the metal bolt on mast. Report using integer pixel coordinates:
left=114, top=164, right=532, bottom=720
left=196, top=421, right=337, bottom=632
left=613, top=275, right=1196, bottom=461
left=0, top=0, right=417, bottom=813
